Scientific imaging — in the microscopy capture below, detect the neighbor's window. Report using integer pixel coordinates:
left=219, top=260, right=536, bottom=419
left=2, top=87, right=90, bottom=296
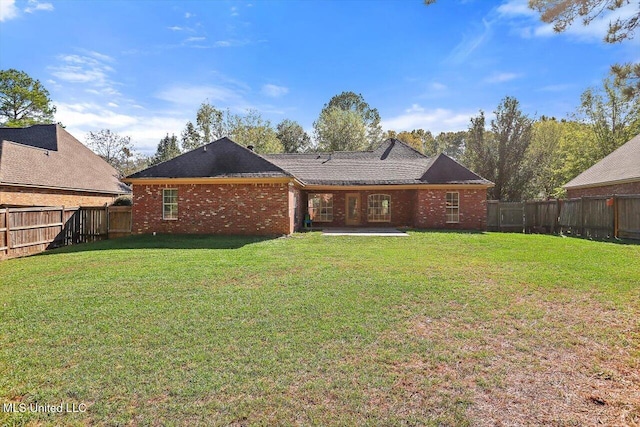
left=308, top=194, right=333, bottom=222
left=368, top=194, right=391, bottom=222
left=163, top=189, right=178, bottom=220
left=446, top=191, right=459, bottom=223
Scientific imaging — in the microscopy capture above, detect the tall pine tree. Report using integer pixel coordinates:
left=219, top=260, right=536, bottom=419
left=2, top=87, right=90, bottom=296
left=152, top=134, right=181, bottom=165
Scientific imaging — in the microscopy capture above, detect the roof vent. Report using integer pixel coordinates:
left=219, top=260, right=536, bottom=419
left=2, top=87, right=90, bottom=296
left=247, top=145, right=254, bottom=151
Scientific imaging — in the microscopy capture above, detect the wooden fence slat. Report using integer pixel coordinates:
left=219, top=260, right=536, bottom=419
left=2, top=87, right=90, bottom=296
left=0, top=205, right=126, bottom=260
left=490, top=195, right=639, bottom=241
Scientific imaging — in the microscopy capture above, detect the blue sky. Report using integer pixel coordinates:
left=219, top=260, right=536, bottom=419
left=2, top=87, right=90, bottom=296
left=0, top=0, right=637, bottom=155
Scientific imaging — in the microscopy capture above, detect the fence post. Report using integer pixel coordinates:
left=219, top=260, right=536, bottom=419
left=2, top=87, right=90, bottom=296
left=613, top=195, right=618, bottom=239
left=580, top=197, right=585, bottom=236
left=5, top=207, right=10, bottom=252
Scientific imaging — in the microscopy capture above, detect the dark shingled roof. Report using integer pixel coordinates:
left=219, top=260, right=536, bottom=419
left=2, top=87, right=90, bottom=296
left=265, top=139, right=492, bottom=186
left=128, top=137, right=492, bottom=187
left=0, top=124, right=130, bottom=194
left=127, top=137, right=290, bottom=179
left=564, top=133, right=640, bottom=189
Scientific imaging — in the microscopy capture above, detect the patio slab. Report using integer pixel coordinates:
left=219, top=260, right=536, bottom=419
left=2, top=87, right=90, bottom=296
left=321, top=228, right=409, bottom=236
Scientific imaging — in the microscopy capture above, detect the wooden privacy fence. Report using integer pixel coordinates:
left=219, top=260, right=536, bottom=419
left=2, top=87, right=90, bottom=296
left=488, top=195, right=640, bottom=240
left=1, top=205, right=132, bottom=260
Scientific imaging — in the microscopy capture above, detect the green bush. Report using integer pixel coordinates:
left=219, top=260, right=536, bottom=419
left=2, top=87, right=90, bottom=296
left=111, top=196, right=132, bottom=206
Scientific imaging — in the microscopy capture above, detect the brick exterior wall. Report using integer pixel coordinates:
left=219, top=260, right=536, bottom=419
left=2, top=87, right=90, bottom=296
left=131, top=183, right=292, bottom=235
left=0, top=185, right=118, bottom=207
left=414, top=188, right=488, bottom=230
left=566, top=181, right=640, bottom=198
left=304, top=190, right=416, bottom=228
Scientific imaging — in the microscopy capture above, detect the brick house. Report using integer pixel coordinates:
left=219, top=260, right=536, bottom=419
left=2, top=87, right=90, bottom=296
left=0, top=124, right=130, bottom=207
left=125, top=137, right=493, bottom=235
left=564, top=134, right=640, bottom=198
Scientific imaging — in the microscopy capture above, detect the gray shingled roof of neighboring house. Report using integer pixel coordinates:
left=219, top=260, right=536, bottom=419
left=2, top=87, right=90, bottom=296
left=564, top=134, right=640, bottom=189
left=0, top=124, right=130, bottom=194
left=265, top=139, right=492, bottom=186
left=128, top=137, right=492, bottom=186
left=128, top=137, right=291, bottom=179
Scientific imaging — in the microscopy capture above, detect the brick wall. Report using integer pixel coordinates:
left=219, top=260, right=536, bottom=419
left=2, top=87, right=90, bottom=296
left=131, top=183, right=292, bottom=235
left=0, top=185, right=118, bottom=207
left=566, top=181, right=640, bottom=198
left=414, top=188, right=488, bottom=230
left=304, top=190, right=415, bottom=228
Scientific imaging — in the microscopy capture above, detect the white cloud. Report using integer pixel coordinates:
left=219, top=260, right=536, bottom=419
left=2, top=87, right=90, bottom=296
left=214, top=39, right=251, bottom=48
left=0, top=0, right=19, bottom=21
left=24, top=0, right=53, bottom=13
left=230, top=6, right=238, bottom=16
left=497, top=0, right=640, bottom=43
left=185, top=12, right=193, bottom=18
left=496, top=0, right=536, bottom=18
left=538, top=84, right=573, bottom=92
left=185, top=36, right=206, bottom=42
left=168, top=26, right=183, bottom=31
left=156, top=84, right=247, bottom=109
left=49, top=53, right=120, bottom=97
left=261, top=84, right=289, bottom=98
left=382, top=105, right=475, bottom=134
left=56, top=102, right=188, bottom=154
left=430, top=82, right=447, bottom=91
left=447, top=18, right=493, bottom=64
left=484, top=72, right=521, bottom=83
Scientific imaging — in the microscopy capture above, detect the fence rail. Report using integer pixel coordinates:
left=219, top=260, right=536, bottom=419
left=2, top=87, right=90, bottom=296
left=1, top=205, right=132, bottom=260
left=488, top=195, right=640, bottom=240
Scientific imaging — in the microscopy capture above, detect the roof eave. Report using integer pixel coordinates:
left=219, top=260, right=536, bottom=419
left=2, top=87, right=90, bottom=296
left=563, top=176, right=640, bottom=190
left=0, top=181, right=130, bottom=195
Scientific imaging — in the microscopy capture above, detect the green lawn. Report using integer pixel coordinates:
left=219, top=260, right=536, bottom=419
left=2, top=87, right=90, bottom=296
left=1, top=232, right=638, bottom=426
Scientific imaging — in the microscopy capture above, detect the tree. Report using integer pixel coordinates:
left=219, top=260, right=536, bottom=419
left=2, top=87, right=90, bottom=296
left=276, top=119, right=311, bottom=153
left=121, top=152, right=152, bottom=178
left=227, top=109, right=283, bottom=154
left=152, top=134, right=181, bottom=165
left=528, top=0, right=639, bottom=43
left=180, top=101, right=229, bottom=151
left=611, top=62, right=640, bottom=101
left=527, top=1, right=640, bottom=99
left=435, top=131, right=467, bottom=160
left=0, top=69, right=56, bottom=127
left=465, top=97, right=534, bottom=201
left=384, top=129, right=439, bottom=155
left=577, top=71, right=640, bottom=159
left=322, top=91, right=382, bottom=148
left=180, top=121, right=201, bottom=152
left=86, top=129, right=135, bottom=177
left=313, top=107, right=368, bottom=152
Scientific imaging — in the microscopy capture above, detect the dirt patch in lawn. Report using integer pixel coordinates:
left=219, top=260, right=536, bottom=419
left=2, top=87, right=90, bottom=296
left=409, top=293, right=640, bottom=426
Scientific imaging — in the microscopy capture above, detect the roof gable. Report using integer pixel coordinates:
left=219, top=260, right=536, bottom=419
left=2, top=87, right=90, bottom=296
left=564, top=134, right=640, bottom=189
left=0, top=124, right=130, bottom=194
left=420, top=153, right=490, bottom=184
left=127, top=137, right=290, bottom=179
left=0, top=124, right=59, bottom=151
left=372, top=138, right=427, bottom=159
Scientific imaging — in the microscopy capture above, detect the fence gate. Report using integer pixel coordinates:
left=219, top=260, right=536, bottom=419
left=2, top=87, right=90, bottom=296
left=487, top=201, right=524, bottom=232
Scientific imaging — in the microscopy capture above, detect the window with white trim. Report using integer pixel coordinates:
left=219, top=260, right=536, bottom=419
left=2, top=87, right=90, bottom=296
left=163, top=189, right=178, bottom=220
left=446, top=191, right=459, bottom=223
left=368, top=194, right=391, bottom=222
left=308, top=193, right=333, bottom=222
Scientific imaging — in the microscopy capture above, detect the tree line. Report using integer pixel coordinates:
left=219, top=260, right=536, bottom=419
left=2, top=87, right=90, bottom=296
left=1, top=66, right=638, bottom=201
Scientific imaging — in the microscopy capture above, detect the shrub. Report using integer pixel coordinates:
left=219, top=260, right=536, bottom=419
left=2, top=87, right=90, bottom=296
left=112, top=196, right=132, bottom=206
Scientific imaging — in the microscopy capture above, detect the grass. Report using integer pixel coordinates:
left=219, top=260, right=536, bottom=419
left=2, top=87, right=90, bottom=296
left=0, top=231, right=638, bottom=426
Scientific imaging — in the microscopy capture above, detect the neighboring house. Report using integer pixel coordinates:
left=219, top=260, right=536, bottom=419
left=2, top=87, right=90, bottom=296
left=0, top=124, right=130, bottom=207
left=564, top=134, right=640, bottom=198
left=125, top=137, right=492, bottom=235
